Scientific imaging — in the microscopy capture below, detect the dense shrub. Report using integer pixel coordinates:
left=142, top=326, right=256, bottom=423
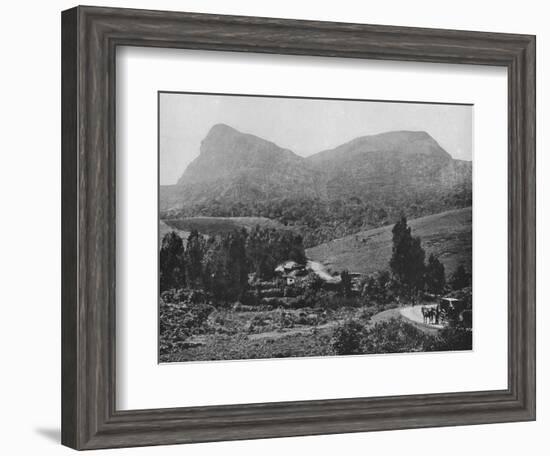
left=240, top=290, right=261, bottom=307
left=331, top=320, right=366, bottom=355
left=159, top=299, right=214, bottom=356
left=426, top=327, right=472, bottom=351
left=357, top=307, right=378, bottom=323
left=363, top=318, right=432, bottom=354
left=361, top=270, right=396, bottom=305
left=159, top=232, right=186, bottom=292
left=302, top=272, right=324, bottom=292
left=424, top=254, right=446, bottom=294
left=340, top=270, right=353, bottom=298
left=449, top=264, right=471, bottom=290
left=246, top=225, right=306, bottom=280
left=390, top=217, right=426, bottom=292
left=160, top=288, right=212, bottom=305
left=164, top=332, right=334, bottom=362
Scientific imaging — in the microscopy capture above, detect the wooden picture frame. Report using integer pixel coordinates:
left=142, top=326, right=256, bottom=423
left=61, top=5, right=536, bottom=450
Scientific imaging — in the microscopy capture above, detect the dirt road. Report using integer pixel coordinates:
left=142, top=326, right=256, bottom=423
left=370, top=306, right=442, bottom=336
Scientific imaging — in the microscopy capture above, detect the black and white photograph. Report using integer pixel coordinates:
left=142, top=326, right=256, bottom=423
left=158, top=92, right=473, bottom=362
left=1, top=0, right=543, bottom=453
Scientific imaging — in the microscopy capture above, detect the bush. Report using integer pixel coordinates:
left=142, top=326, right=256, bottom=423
left=160, top=288, right=211, bottom=305
left=363, top=318, right=431, bottom=354
left=331, top=320, right=366, bottom=355
left=357, top=307, right=377, bottom=323
left=283, top=285, right=300, bottom=298
left=426, top=327, right=472, bottom=351
left=303, top=272, right=325, bottom=292
left=245, top=314, right=268, bottom=333
left=449, top=265, right=471, bottom=290
left=241, top=290, right=261, bottom=307
left=274, top=309, right=296, bottom=329
left=361, top=270, right=396, bottom=305
left=159, top=300, right=214, bottom=355
left=314, top=291, right=363, bottom=310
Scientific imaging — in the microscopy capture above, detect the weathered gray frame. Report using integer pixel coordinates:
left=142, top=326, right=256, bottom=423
left=61, top=5, right=536, bottom=450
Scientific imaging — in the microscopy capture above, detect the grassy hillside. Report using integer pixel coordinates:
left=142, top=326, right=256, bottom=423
left=162, top=216, right=288, bottom=237
left=159, top=220, right=191, bottom=247
left=306, top=207, right=471, bottom=277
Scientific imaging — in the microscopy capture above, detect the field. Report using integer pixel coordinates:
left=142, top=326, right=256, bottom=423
left=158, top=302, right=432, bottom=363
left=159, top=297, right=457, bottom=363
left=163, top=306, right=356, bottom=362
left=306, top=207, right=472, bottom=277
left=159, top=220, right=189, bottom=242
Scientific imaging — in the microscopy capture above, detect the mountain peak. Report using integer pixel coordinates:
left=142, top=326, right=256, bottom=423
left=176, top=124, right=310, bottom=188
left=207, top=123, right=239, bottom=135
left=201, top=123, right=244, bottom=145
left=381, top=130, right=431, bottom=140
left=200, top=123, right=281, bottom=155
left=308, top=130, right=451, bottom=164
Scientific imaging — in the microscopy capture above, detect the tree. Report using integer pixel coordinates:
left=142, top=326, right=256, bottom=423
left=278, top=231, right=306, bottom=265
left=361, top=270, right=396, bottom=305
left=202, top=236, right=231, bottom=300
left=304, top=272, right=324, bottom=292
left=226, top=229, right=249, bottom=299
left=159, top=232, right=185, bottom=291
left=245, top=225, right=273, bottom=279
left=424, top=254, right=446, bottom=294
left=203, top=230, right=249, bottom=301
left=389, top=217, right=426, bottom=293
left=340, top=270, right=353, bottom=298
left=450, top=264, right=471, bottom=290
left=184, top=230, right=206, bottom=288
left=245, top=225, right=306, bottom=280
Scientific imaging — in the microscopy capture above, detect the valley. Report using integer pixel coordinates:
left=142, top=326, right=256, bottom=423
left=158, top=123, right=473, bottom=362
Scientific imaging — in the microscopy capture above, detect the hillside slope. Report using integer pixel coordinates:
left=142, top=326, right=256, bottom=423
left=162, top=216, right=288, bottom=237
left=306, top=207, right=472, bottom=277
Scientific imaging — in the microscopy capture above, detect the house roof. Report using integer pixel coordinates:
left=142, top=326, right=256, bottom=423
left=275, top=260, right=301, bottom=273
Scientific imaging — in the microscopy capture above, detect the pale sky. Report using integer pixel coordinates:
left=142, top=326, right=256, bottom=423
left=159, top=92, right=473, bottom=185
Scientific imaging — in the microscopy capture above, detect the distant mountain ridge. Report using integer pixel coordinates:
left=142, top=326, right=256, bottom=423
left=161, top=124, right=471, bottom=211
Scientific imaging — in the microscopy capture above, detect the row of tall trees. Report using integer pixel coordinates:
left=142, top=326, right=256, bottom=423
left=160, top=227, right=306, bottom=300
left=246, top=225, right=306, bottom=280
left=389, top=216, right=469, bottom=296
left=160, top=229, right=250, bottom=300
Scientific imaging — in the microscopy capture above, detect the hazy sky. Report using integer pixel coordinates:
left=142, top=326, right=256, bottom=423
left=160, top=92, right=473, bottom=185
